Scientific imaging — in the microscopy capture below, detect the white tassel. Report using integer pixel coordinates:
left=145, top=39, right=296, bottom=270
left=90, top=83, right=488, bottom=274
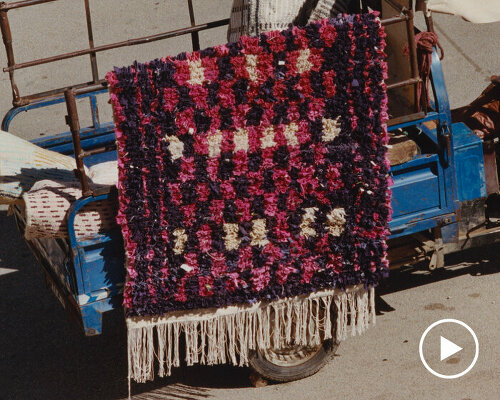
left=370, top=287, right=376, bottom=325
left=322, top=296, right=333, bottom=340
left=285, top=303, right=293, bottom=344
left=236, top=312, right=248, bottom=366
left=227, top=314, right=237, bottom=365
left=126, top=285, right=377, bottom=383
left=200, top=319, right=207, bottom=364
left=218, top=316, right=227, bottom=364
left=207, top=316, right=217, bottom=365
left=157, top=324, right=167, bottom=377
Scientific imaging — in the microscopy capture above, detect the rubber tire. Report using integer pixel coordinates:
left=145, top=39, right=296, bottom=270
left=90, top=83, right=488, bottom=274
left=249, top=339, right=339, bottom=383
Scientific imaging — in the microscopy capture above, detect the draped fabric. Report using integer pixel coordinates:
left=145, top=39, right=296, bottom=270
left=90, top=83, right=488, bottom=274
left=107, top=13, right=390, bottom=382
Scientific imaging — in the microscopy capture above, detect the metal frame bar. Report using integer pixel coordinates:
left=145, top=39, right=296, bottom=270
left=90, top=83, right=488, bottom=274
left=382, top=0, right=421, bottom=115
left=64, top=88, right=91, bottom=197
left=0, top=0, right=229, bottom=106
left=187, top=0, right=200, bottom=51
left=2, top=18, right=229, bottom=73
left=1, top=86, right=107, bottom=132
left=404, top=9, right=420, bottom=112
left=0, top=0, right=55, bottom=10
left=0, top=0, right=420, bottom=107
left=84, top=0, right=99, bottom=83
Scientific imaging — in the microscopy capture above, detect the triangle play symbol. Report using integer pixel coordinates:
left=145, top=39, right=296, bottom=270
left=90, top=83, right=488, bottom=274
left=440, top=336, right=462, bottom=361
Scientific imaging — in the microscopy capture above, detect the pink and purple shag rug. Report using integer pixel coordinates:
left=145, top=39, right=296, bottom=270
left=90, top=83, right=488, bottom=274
left=107, top=12, right=390, bottom=383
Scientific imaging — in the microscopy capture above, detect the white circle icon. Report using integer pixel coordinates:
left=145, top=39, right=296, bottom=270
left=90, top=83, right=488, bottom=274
left=419, top=319, right=479, bottom=379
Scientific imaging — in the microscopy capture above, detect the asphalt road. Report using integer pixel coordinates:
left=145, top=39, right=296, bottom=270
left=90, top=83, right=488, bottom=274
left=0, top=1, right=499, bottom=400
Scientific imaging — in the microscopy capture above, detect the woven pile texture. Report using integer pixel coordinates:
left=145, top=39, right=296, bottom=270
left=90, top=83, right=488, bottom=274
left=107, top=13, right=390, bottom=319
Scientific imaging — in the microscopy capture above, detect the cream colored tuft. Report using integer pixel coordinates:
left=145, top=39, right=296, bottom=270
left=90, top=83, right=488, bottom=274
left=207, top=130, right=223, bottom=158
left=234, top=128, right=249, bottom=152
left=224, top=223, right=241, bottom=251
left=300, top=207, right=318, bottom=238
left=163, top=135, right=184, bottom=160
left=261, top=126, right=276, bottom=149
left=326, top=208, right=346, bottom=237
left=283, top=122, right=299, bottom=147
left=173, top=228, right=188, bottom=255
left=245, top=54, right=259, bottom=82
left=250, top=219, right=269, bottom=247
left=322, top=117, right=341, bottom=142
left=296, top=49, right=313, bottom=74
left=188, top=59, right=205, bottom=85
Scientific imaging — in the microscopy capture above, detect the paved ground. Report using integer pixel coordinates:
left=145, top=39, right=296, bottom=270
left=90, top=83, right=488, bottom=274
left=0, top=1, right=499, bottom=400
left=1, top=210, right=499, bottom=400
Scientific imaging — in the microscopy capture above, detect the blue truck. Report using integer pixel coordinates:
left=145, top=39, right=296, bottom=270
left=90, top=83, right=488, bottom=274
left=0, top=0, right=497, bottom=382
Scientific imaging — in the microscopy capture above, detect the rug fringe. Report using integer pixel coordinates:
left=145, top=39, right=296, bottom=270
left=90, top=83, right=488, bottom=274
left=127, top=285, right=376, bottom=383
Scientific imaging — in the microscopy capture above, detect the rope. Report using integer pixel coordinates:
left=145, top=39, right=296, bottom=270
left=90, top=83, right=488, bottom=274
left=404, top=31, right=444, bottom=110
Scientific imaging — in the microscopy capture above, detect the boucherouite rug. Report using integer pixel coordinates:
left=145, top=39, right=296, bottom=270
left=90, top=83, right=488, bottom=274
left=107, top=12, right=390, bottom=384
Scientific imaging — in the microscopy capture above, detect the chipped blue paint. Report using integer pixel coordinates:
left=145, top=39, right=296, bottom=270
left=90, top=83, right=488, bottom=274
left=388, top=49, right=458, bottom=239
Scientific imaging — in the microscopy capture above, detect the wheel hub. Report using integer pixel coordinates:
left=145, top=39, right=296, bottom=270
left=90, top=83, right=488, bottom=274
left=260, top=345, right=322, bottom=367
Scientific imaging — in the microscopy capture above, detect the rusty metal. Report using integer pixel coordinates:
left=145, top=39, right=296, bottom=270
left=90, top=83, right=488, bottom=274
left=380, top=8, right=422, bottom=114
left=379, top=2, right=422, bottom=113
left=72, top=80, right=107, bottom=96
left=387, top=111, right=426, bottom=126
left=64, top=89, right=92, bottom=197
left=0, top=7, right=20, bottom=104
left=404, top=9, right=421, bottom=113
left=84, top=0, right=99, bottom=83
left=424, top=12, right=435, bottom=32
left=381, top=14, right=409, bottom=26
left=0, top=0, right=228, bottom=106
left=3, top=18, right=230, bottom=73
left=187, top=0, right=200, bottom=51
left=15, top=79, right=106, bottom=106
left=424, top=13, right=443, bottom=60
left=0, top=0, right=55, bottom=11
left=83, top=0, right=99, bottom=127
left=80, top=145, right=116, bottom=159
left=386, top=77, right=421, bottom=91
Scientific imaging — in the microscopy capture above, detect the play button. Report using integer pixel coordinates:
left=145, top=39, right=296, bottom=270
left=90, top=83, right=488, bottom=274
left=440, top=336, right=462, bottom=361
left=419, top=319, right=479, bottom=379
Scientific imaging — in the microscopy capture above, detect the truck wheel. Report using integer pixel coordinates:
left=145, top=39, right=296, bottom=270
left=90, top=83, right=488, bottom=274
left=249, top=339, right=339, bottom=382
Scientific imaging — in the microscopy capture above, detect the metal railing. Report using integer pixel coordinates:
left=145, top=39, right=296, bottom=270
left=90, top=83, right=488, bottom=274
left=0, top=0, right=229, bottom=106
left=0, top=0, right=427, bottom=197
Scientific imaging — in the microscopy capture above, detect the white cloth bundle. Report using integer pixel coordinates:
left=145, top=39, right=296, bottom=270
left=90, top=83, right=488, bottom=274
left=0, top=130, right=85, bottom=204
left=87, top=160, right=118, bottom=186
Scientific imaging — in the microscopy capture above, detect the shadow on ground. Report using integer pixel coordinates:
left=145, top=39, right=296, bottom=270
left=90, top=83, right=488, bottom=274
left=379, top=244, right=500, bottom=296
left=1, top=209, right=498, bottom=399
left=0, top=211, right=251, bottom=400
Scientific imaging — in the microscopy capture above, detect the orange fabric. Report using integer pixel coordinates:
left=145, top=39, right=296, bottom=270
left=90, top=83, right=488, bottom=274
left=452, top=76, right=500, bottom=140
